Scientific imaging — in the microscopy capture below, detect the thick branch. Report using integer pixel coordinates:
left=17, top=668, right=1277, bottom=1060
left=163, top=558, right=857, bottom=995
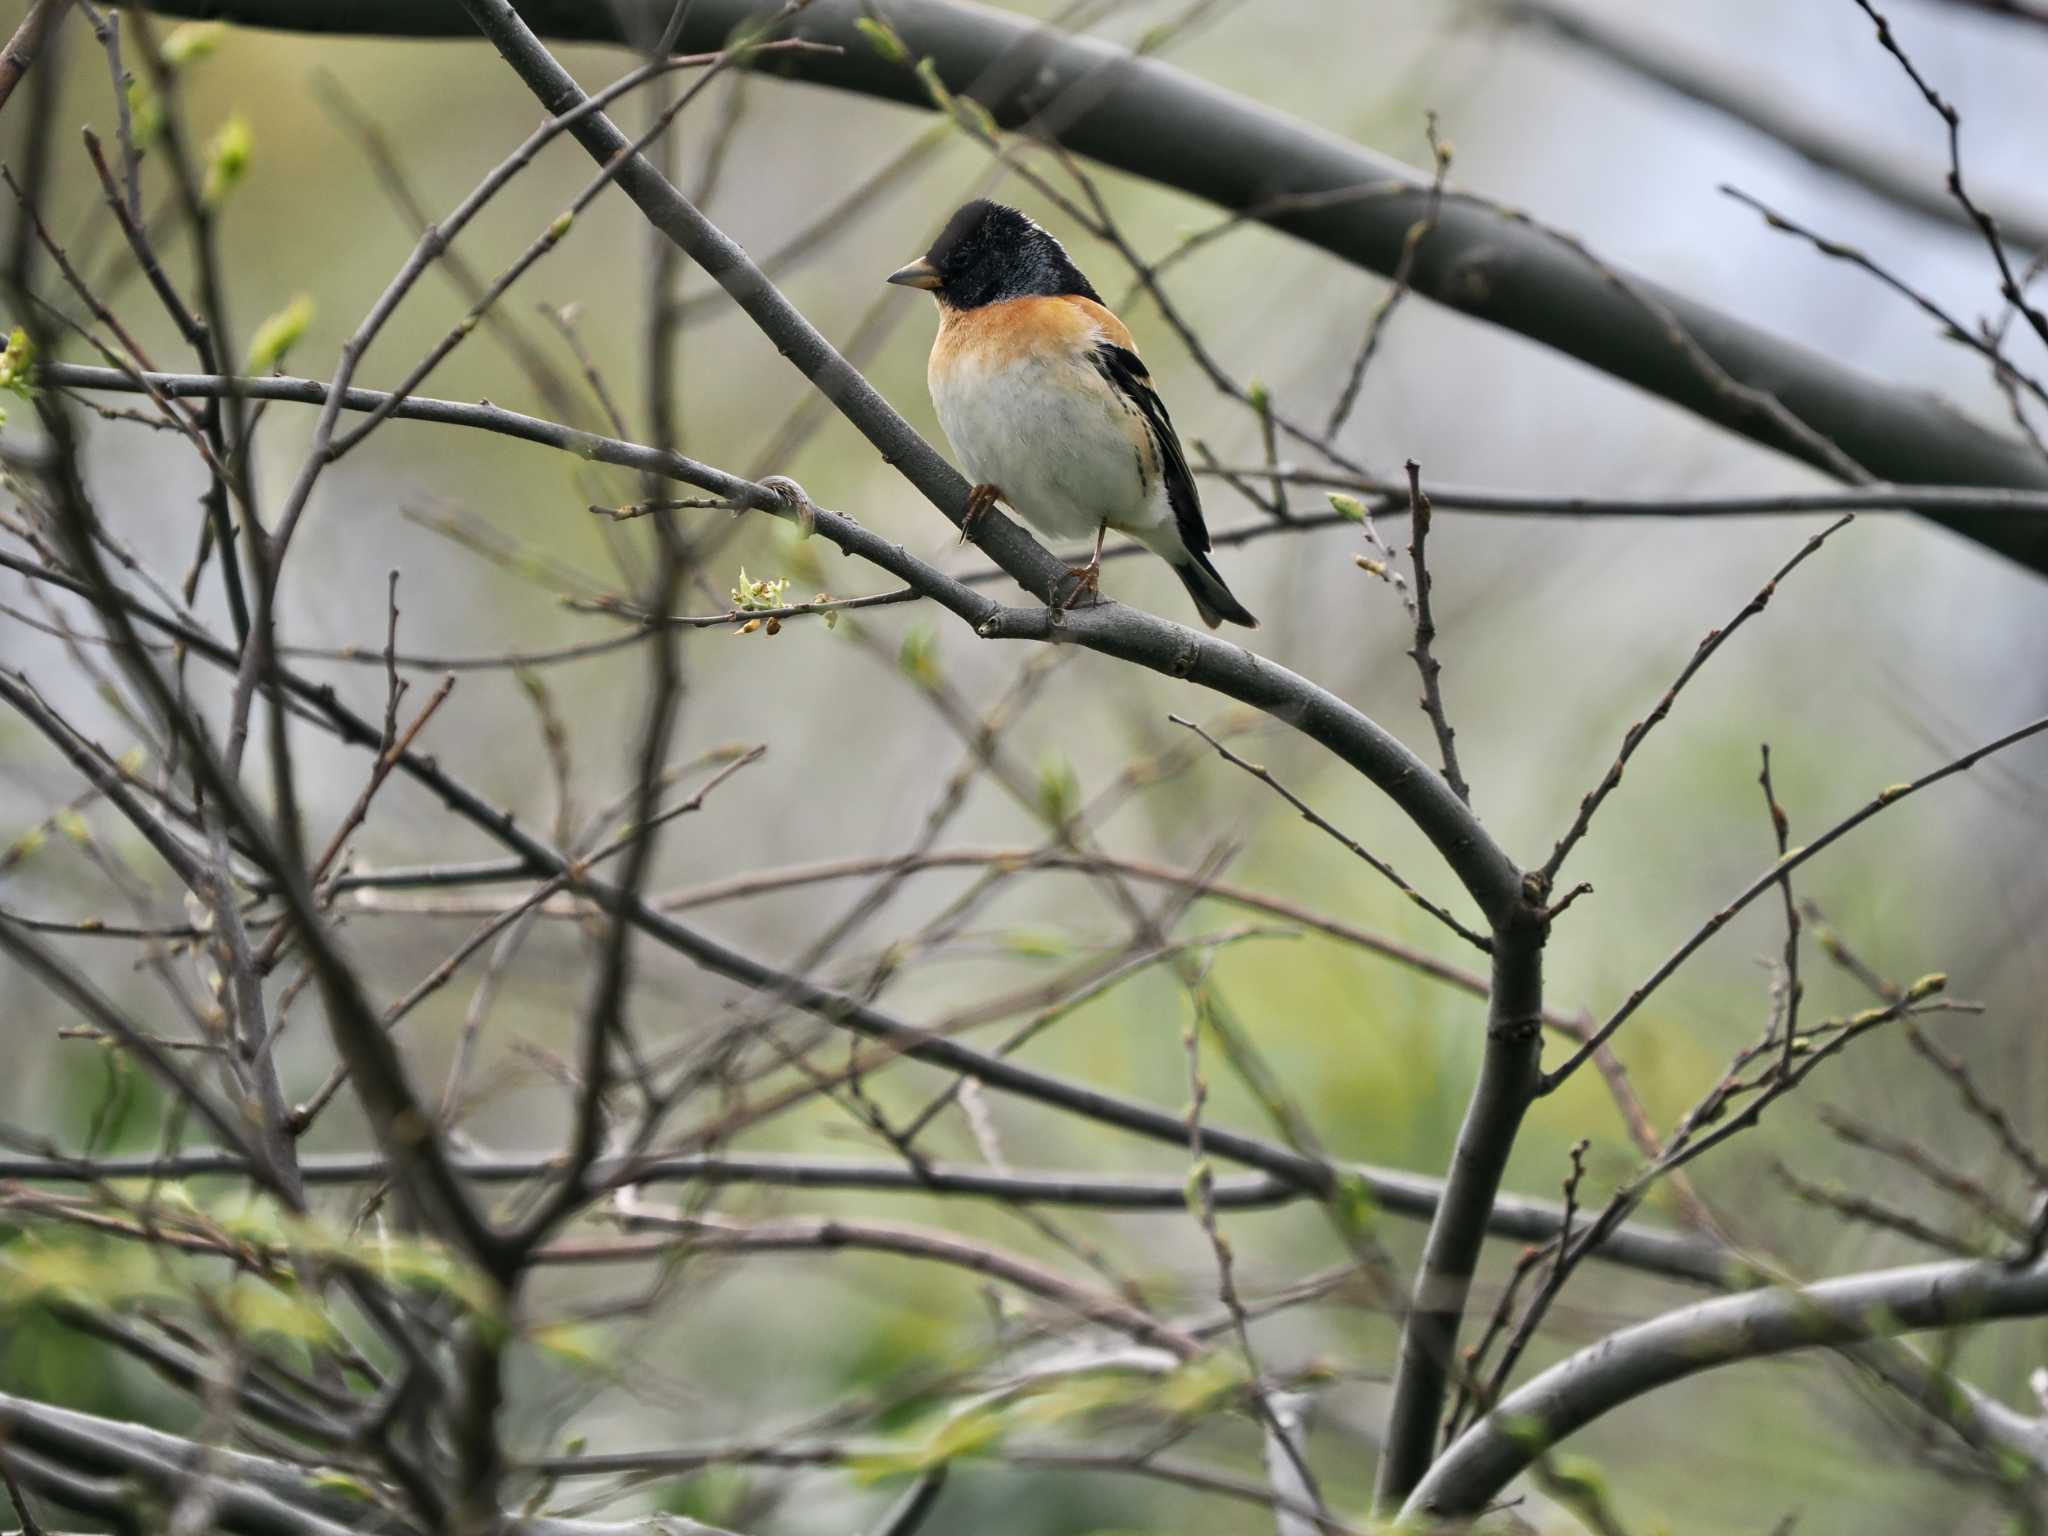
left=390, top=0, right=1528, bottom=946
left=1403, top=1257, right=2048, bottom=1519
left=126, top=0, right=2048, bottom=575
left=0, top=1391, right=740, bottom=1536
left=1499, top=0, right=2048, bottom=252
left=1374, top=905, right=1548, bottom=1509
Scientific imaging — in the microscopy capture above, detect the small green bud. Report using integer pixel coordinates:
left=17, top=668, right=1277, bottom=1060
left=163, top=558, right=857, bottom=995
left=128, top=81, right=163, bottom=149
left=914, top=57, right=956, bottom=113
left=162, top=22, right=226, bottom=67
left=245, top=294, right=313, bottom=371
left=1035, top=751, right=1080, bottom=826
left=728, top=566, right=790, bottom=612
left=0, top=326, right=34, bottom=401
left=853, top=16, right=912, bottom=66
left=203, top=112, right=253, bottom=206
left=1328, top=492, right=1368, bottom=521
left=898, top=623, right=941, bottom=687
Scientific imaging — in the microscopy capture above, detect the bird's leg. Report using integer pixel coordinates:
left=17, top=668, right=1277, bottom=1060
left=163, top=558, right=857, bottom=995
left=959, top=483, right=1004, bottom=544
left=1056, top=523, right=1107, bottom=612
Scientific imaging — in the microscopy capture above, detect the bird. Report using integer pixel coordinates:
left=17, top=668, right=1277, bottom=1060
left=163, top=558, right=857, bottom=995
left=886, top=199, right=1258, bottom=629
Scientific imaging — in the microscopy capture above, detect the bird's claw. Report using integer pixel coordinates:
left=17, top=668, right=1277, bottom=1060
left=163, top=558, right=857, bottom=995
left=960, top=483, right=1003, bottom=545
left=1053, top=560, right=1102, bottom=613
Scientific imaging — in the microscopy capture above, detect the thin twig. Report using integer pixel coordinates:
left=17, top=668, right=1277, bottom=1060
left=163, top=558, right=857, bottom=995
left=1325, top=115, right=1449, bottom=439
left=1404, top=460, right=1469, bottom=805
left=1757, top=744, right=1802, bottom=1078
left=0, top=0, right=73, bottom=115
left=1540, top=515, right=1856, bottom=885
left=1544, top=706, right=2047, bottom=1091
left=1169, top=713, right=1491, bottom=950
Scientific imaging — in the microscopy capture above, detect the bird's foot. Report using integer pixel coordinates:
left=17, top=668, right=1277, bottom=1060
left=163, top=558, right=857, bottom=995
left=1053, top=557, right=1102, bottom=614
left=960, top=483, right=1004, bottom=545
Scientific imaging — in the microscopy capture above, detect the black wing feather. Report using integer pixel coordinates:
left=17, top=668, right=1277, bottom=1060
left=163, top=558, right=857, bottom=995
left=1091, top=344, right=1209, bottom=558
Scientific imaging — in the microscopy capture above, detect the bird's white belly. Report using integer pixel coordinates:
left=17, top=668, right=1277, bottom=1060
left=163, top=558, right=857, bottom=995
left=933, top=354, right=1167, bottom=543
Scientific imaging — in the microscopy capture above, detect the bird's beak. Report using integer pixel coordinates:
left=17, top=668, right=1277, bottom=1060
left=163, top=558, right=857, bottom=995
left=886, top=257, right=942, bottom=291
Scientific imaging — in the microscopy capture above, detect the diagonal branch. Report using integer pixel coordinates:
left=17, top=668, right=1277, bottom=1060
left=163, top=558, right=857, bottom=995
left=1404, top=1256, right=2048, bottom=1520
left=1499, top=0, right=2048, bottom=252
left=429, top=1, right=1528, bottom=941
left=126, top=0, right=2048, bottom=577
left=0, top=0, right=73, bottom=115
left=1541, top=514, right=1856, bottom=885
left=1168, top=714, right=1489, bottom=950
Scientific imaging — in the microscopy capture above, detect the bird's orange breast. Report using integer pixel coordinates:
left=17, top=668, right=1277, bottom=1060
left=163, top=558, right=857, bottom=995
left=929, top=293, right=1136, bottom=384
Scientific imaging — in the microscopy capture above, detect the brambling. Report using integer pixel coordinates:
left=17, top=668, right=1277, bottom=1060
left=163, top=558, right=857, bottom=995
left=887, top=199, right=1258, bottom=629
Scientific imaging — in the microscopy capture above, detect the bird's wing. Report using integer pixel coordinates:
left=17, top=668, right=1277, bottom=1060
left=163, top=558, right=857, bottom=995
left=1088, top=341, right=1210, bottom=558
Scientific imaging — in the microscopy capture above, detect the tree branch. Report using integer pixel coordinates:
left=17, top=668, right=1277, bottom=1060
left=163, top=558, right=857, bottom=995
left=1374, top=904, right=1547, bottom=1509
left=122, top=0, right=2048, bottom=576
left=1403, top=1256, right=2048, bottom=1520
left=0, top=1150, right=1730, bottom=1282
left=1497, top=0, right=2048, bottom=252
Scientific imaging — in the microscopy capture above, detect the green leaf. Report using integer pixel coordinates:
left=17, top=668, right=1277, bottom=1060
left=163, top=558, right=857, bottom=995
left=284, top=1214, right=502, bottom=1320
left=772, top=519, right=825, bottom=583
left=162, top=22, right=226, bottom=67
left=730, top=566, right=791, bottom=612
left=1546, top=1452, right=1609, bottom=1498
left=128, top=81, right=164, bottom=149
left=897, top=623, right=942, bottom=688
left=847, top=1406, right=1006, bottom=1482
left=0, top=1237, right=178, bottom=1311
left=1327, top=492, right=1368, bottom=522
left=1329, top=1168, right=1379, bottom=1245
left=307, top=1469, right=378, bottom=1502
left=1013, top=1372, right=1145, bottom=1427
left=530, top=1319, right=612, bottom=1369
left=215, top=1192, right=291, bottom=1248
left=245, top=294, right=313, bottom=371
left=1036, top=751, right=1080, bottom=826
left=913, top=56, right=956, bottom=115
left=222, top=1277, right=335, bottom=1344
left=203, top=112, right=253, bottom=206
left=1150, top=1353, right=1244, bottom=1417
left=1000, top=926, right=1075, bottom=959
left=0, top=323, right=34, bottom=419
left=1905, top=972, right=1948, bottom=1002
left=854, top=16, right=912, bottom=66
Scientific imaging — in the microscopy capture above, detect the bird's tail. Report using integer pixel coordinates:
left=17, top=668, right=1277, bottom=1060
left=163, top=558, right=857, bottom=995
left=1175, top=550, right=1258, bottom=629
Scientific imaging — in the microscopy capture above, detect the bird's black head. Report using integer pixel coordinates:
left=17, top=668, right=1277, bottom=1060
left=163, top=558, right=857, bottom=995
left=886, top=200, right=1101, bottom=310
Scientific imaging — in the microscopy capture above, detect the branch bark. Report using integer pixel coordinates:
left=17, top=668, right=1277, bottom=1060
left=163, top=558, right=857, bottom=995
left=1498, top=0, right=2048, bottom=252
left=0, top=1149, right=1734, bottom=1284
left=1374, top=906, right=1547, bottom=1509
left=123, top=0, right=2048, bottom=576
left=0, top=1391, right=743, bottom=1536
left=1402, top=1256, right=2048, bottom=1520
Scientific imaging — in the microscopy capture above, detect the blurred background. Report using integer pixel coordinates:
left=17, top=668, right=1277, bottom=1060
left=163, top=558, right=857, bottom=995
left=4, top=1, right=2047, bottom=1530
